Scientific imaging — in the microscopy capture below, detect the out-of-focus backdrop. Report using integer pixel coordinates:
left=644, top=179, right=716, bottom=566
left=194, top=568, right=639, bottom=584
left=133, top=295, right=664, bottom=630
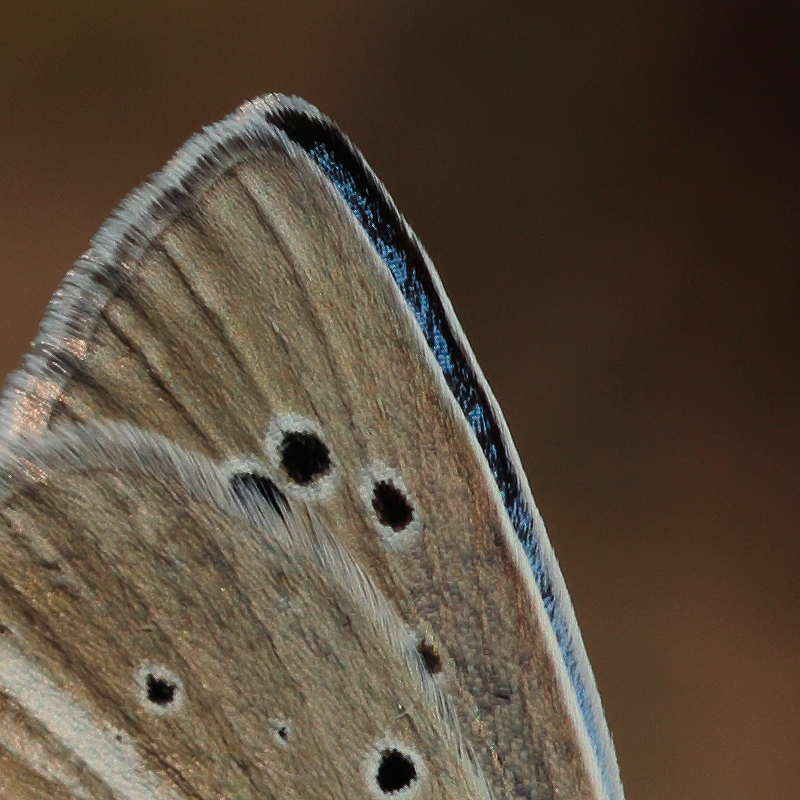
left=1, top=4, right=798, bottom=798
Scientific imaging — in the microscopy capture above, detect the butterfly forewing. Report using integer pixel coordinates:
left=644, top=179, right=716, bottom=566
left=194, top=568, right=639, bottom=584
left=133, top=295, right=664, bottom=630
left=0, top=95, right=623, bottom=800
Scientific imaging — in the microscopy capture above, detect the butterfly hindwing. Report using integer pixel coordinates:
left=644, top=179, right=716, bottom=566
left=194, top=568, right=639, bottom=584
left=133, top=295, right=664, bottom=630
left=0, top=422, right=494, bottom=800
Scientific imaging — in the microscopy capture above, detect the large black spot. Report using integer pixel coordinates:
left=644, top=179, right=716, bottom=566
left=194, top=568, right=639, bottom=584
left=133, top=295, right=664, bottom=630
left=376, top=748, right=418, bottom=793
left=279, top=431, right=331, bottom=485
left=146, top=673, right=177, bottom=706
left=372, top=481, right=413, bottom=531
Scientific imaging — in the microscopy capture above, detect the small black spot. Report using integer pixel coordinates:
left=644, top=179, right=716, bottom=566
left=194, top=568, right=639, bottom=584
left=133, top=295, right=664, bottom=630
left=417, top=639, right=442, bottom=674
left=493, top=685, right=513, bottom=700
left=280, top=431, right=331, bottom=485
left=230, top=472, right=287, bottom=517
left=372, top=481, right=413, bottom=531
left=277, top=725, right=289, bottom=740
left=376, top=748, right=418, bottom=793
left=146, top=673, right=177, bottom=705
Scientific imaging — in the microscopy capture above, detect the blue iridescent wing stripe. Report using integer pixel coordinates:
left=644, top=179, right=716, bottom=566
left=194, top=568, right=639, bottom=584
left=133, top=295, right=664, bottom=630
left=265, top=104, right=612, bottom=798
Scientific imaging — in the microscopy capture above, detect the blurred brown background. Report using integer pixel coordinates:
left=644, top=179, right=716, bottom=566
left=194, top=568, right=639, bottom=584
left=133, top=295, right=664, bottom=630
left=1, top=3, right=798, bottom=798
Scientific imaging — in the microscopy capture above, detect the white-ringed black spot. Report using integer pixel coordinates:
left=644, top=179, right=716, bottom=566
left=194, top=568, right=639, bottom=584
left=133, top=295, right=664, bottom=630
left=376, top=748, right=418, bottom=793
left=359, top=463, right=422, bottom=551
left=146, top=673, right=176, bottom=705
left=372, top=481, right=413, bottom=531
left=266, top=414, right=338, bottom=501
left=365, top=740, right=423, bottom=799
left=279, top=430, right=331, bottom=485
left=135, top=664, right=185, bottom=716
left=269, top=717, right=292, bottom=747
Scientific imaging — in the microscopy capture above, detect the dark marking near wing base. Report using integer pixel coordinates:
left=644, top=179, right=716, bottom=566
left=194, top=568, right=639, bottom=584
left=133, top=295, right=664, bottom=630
left=416, top=638, right=443, bottom=675
left=230, top=472, right=288, bottom=519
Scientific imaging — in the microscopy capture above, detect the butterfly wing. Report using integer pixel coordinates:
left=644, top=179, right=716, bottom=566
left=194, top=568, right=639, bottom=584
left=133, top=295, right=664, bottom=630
left=0, top=95, right=623, bottom=800
left=0, top=422, right=492, bottom=800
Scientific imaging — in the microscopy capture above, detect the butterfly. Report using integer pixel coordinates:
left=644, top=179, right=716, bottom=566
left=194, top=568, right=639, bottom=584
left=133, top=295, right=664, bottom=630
left=0, top=95, right=624, bottom=800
